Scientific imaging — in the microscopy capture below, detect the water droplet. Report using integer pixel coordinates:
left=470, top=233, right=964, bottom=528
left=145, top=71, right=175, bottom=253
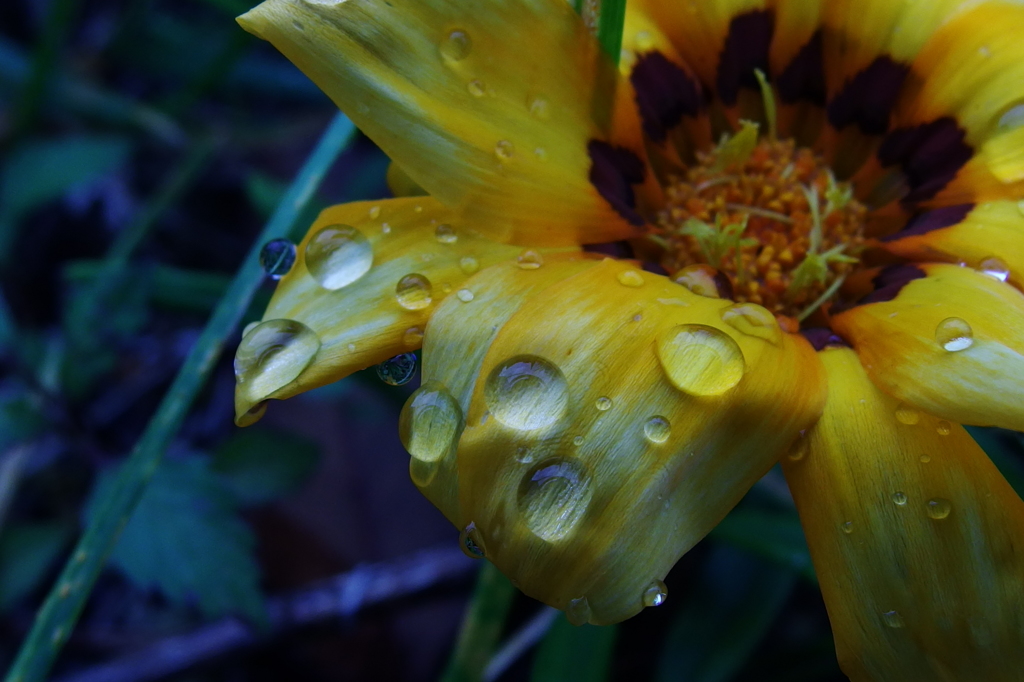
left=895, top=403, right=920, bottom=425
left=368, top=205, right=381, bottom=219
left=635, top=30, right=654, bottom=51
left=920, top=454, right=932, bottom=463
left=403, top=326, right=425, bottom=348
left=259, top=238, right=297, bottom=279
left=566, top=596, right=592, bottom=626
left=926, top=498, right=952, bottom=519
left=376, top=352, right=418, bottom=386
left=642, top=579, right=668, bottom=607
left=457, top=288, right=474, bottom=302
left=892, top=491, right=908, bottom=506
left=234, top=319, right=321, bottom=398
left=382, top=222, right=392, bottom=234
left=518, top=458, right=592, bottom=542
left=595, top=396, right=612, bottom=411
left=1018, top=199, right=1024, bottom=217
left=534, top=147, right=547, bottom=160
left=440, top=30, right=472, bottom=62
left=656, top=324, right=745, bottom=396
left=495, top=139, right=515, bottom=161
left=515, top=445, right=536, bottom=464
left=435, top=224, right=458, bottom=244
left=673, top=264, right=726, bottom=298
left=572, top=435, right=584, bottom=446
left=936, top=421, right=952, bottom=436
left=292, top=20, right=304, bottom=30
left=400, top=382, right=464, bottom=485
left=616, top=269, right=645, bottom=287
left=643, top=416, right=671, bottom=444
left=979, top=257, right=1010, bottom=282
left=459, top=256, right=480, bottom=275
left=721, top=303, right=781, bottom=344
left=396, top=273, right=433, bottom=310
left=935, top=317, right=974, bottom=352
left=485, top=355, right=568, bottom=430
left=528, top=96, right=550, bottom=119
left=467, top=79, right=485, bottom=97
left=305, top=224, right=373, bottom=290
left=788, top=433, right=809, bottom=461
left=841, top=521, right=854, bottom=534
left=459, top=522, right=486, bottom=558
left=516, top=250, right=543, bottom=269
left=883, top=610, right=904, bottom=628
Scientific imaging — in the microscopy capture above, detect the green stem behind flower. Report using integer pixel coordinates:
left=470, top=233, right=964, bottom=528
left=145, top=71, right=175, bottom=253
left=3, top=112, right=356, bottom=682
left=441, top=562, right=517, bottom=682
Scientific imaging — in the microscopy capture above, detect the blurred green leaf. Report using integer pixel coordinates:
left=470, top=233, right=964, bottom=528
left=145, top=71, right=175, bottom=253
left=531, top=618, right=617, bottom=682
left=86, top=455, right=266, bottom=622
left=0, top=135, right=131, bottom=264
left=441, top=562, right=517, bottom=682
left=0, top=522, right=73, bottom=613
left=710, top=506, right=816, bottom=583
left=212, top=428, right=320, bottom=506
left=656, top=545, right=796, bottom=682
left=0, top=393, right=48, bottom=452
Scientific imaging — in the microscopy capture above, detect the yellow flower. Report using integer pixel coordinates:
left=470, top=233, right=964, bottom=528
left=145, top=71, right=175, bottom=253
left=232, top=0, right=1024, bottom=678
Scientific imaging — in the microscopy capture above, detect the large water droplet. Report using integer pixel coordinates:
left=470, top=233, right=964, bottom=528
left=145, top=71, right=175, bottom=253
left=595, top=396, right=612, bottom=411
left=882, top=610, right=904, bottom=628
left=926, top=498, right=952, bottom=520
left=440, top=30, right=472, bottom=61
left=517, top=458, right=593, bottom=542
left=657, top=324, right=745, bottom=395
left=459, top=256, right=480, bottom=275
left=459, top=522, right=486, bottom=558
left=894, top=403, right=920, bottom=425
left=234, top=319, right=321, bottom=398
left=892, top=491, right=908, bottom=506
left=435, top=224, right=458, bottom=244
left=396, top=273, right=433, bottom=310
left=616, top=270, right=645, bottom=287
left=305, top=224, right=373, bottom=290
left=400, top=382, right=464, bottom=485
left=259, top=238, right=297, bottom=279
left=721, top=303, right=781, bottom=344
left=642, top=579, right=668, bottom=607
left=516, top=250, right=543, bottom=269
left=979, top=257, right=1010, bottom=282
left=566, top=596, right=592, bottom=626
left=376, top=352, right=418, bottom=386
left=495, top=139, right=515, bottom=161
left=935, top=317, right=974, bottom=352
left=643, top=416, right=671, bottom=444
left=485, top=355, right=568, bottom=430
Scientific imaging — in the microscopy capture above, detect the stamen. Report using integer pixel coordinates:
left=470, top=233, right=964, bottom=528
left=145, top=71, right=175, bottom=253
left=713, top=120, right=759, bottom=171
left=754, top=68, right=777, bottom=141
left=797, top=274, right=847, bottom=322
left=724, top=204, right=794, bottom=225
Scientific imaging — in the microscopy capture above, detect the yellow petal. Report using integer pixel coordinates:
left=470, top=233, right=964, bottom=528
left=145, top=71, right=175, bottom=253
left=233, top=197, right=575, bottom=424
left=782, top=347, right=1024, bottom=682
left=831, top=262, right=1024, bottom=431
left=408, top=257, right=826, bottom=624
left=237, top=0, right=660, bottom=246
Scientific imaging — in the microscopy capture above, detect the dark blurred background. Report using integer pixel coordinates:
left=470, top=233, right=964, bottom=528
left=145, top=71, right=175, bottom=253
left=3, top=0, right=1023, bottom=680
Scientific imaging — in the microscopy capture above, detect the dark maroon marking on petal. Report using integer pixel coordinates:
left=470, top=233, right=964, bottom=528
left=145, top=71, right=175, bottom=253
left=631, top=52, right=703, bottom=143
left=826, top=57, right=909, bottom=135
left=801, top=327, right=851, bottom=351
left=587, top=140, right=646, bottom=226
left=584, top=241, right=635, bottom=259
left=642, top=261, right=669, bottom=276
left=713, top=271, right=734, bottom=300
left=880, top=203, right=975, bottom=242
left=877, top=118, right=973, bottom=204
left=860, top=264, right=926, bottom=304
left=775, top=30, right=825, bottom=106
left=716, top=10, right=774, bottom=107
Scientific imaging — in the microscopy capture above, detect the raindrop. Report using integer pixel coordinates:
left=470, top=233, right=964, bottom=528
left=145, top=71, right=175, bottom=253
left=368, top=205, right=381, bottom=219
left=595, top=396, right=612, bottom=411
left=518, top=458, right=592, bottom=542
left=459, top=522, right=486, bottom=558
left=721, top=303, right=781, bottom=344
left=457, top=288, right=474, bottom=302
left=435, top=224, right=458, bottom=244
left=399, top=382, right=464, bottom=485
left=642, top=579, right=668, bottom=607
left=396, top=273, right=433, bottom=310
left=516, top=250, right=543, bottom=270
left=234, top=319, right=321, bottom=399
left=673, top=264, right=726, bottom=298
left=643, top=416, right=671, bottom=444
left=485, top=355, right=568, bottom=430
left=534, top=147, right=547, bottom=160
left=936, top=421, right=952, bottom=436
left=403, top=326, right=425, bottom=348
left=376, top=352, right=418, bottom=386
left=305, top=224, right=373, bottom=290
left=459, top=256, right=480, bottom=275
left=979, top=257, right=1010, bottom=282
left=656, top=324, right=745, bottom=395
left=259, top=238, right=297, bottom=279
left=788, top=432, right=809, bottom=461
left=566, top=596, right=592, bottom=626
left=440, top=30, right=472, bottom=62
left=841, top=521, right=854, bottom=534
left=616, top=269, right=645, bottom=287
left=926, top=498, right=952, bottom=520
left=467, top=79, right=485, bottom=97
left=935, top=317, right=974, bottom=352
left=892, top=491, right=908, bottom=506
left=894, top=403, right=920, bottom=425
left=495, top=139, right=515, bottom=161
left=882, top=610, right=905, bottom=628
left=920, top=454, right=932, bottom=463
left=528, top=96, right=550, bottom=120
left=572, top=435, right=584, bottom=446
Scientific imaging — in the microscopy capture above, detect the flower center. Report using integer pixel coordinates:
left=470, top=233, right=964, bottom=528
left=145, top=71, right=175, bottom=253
left=654, top=127, right=867, bottom=323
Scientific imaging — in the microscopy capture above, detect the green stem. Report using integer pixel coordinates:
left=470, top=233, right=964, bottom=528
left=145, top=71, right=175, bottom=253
left=596, top=0, right=628, bottom=65
left=4, top=112, right=356, bottom=682
left=440, top=562, right=517, bottom=682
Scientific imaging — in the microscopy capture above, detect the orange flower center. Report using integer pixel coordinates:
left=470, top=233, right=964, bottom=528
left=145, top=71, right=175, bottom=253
left=655, top=134, right=867, bottom=322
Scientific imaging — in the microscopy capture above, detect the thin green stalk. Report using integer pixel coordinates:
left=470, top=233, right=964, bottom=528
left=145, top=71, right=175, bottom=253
left=440, top=562, right=518, bottom=682
left=596, top=0, right=628, bottom=65
left=12, top=0, right=79, bottom=137
left=4, top=112, right=356, bottom=682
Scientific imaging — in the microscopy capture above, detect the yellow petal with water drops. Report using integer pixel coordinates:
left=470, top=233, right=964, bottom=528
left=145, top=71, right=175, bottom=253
left=233, top=197, right=575, bottom=425
left=831, top=262, right=1024, bottom=431
left=781, top=347, right=1024, bottom=682
left=411, top=258, right=826, bottom=625
left=237, top=0, right=660, bottom=247
left=880, top=201, right=1024, bottom=289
